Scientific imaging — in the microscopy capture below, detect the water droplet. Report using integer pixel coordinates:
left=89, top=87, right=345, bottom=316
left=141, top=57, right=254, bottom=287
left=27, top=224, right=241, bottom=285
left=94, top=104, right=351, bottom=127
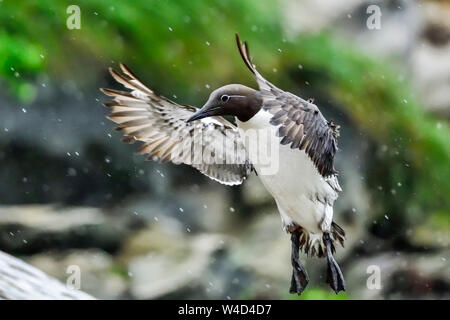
left=156, top=169, right=165, bottom=178
left=205, top=41, right=210, bottom=46
left=168, top=27, right=173, bottom=31
left=67, top=168, right=77, bottom=176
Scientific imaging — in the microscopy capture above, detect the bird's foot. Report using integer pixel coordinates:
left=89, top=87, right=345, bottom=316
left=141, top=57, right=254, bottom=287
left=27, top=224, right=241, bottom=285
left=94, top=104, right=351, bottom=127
left=290, top=259, right=309, bottom=295
left=289, top=230, right=309, bottom=295
left=323, top=233, right=346, bottom=294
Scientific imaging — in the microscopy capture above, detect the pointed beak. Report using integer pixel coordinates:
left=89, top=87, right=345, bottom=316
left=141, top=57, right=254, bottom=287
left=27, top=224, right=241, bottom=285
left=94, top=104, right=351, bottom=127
left=186, top=106, right=219, bottom=123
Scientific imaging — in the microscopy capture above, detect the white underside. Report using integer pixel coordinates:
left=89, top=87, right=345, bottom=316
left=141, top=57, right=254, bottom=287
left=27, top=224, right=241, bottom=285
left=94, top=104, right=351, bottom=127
left=237, top=110, right=338, bottom=235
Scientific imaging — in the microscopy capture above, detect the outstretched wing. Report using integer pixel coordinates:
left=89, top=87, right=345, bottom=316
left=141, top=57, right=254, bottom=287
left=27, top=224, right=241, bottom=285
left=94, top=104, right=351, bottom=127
left=236, top=34, right=340, bottom=178
left=101, top=63, right=252, bottom=185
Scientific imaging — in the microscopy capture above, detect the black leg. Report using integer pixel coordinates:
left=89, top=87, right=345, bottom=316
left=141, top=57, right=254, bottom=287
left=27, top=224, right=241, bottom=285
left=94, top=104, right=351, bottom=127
left=289, top=230, right=309, bottom=295
left=323, top=233, right=346, bottom=294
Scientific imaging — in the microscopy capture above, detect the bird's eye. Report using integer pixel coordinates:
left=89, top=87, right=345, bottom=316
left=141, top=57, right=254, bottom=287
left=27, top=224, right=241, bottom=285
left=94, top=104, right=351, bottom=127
left=220, top=95, right=230, bottom=102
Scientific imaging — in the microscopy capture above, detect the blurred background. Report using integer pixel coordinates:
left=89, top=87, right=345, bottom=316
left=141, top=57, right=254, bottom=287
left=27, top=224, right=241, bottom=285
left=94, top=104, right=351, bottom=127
left=0, top=0, right=449, bottom=300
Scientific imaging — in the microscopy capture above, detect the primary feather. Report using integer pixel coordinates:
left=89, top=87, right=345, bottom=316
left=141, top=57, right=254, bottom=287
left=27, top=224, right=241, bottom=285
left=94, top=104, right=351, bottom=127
left=235, top=34, right=339, bottom=177
left=101, top=63, right=252, bottom=185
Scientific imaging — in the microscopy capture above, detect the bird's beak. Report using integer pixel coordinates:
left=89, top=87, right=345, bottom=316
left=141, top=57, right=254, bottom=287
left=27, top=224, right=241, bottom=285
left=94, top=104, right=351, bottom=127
left=186, top=106, right=220, bottom=123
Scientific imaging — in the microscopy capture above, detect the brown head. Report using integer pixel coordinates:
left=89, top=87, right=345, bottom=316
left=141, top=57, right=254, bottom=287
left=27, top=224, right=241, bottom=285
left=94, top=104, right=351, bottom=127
left=187, top=84, right=262, bottom=123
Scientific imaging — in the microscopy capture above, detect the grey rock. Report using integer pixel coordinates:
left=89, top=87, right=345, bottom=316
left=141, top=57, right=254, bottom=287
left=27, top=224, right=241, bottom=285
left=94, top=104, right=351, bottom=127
left=128, top=233, right=225, bottom=299
left=26, top=249, right=127, bottom=299
left=0, top=251, right=94, bottom=300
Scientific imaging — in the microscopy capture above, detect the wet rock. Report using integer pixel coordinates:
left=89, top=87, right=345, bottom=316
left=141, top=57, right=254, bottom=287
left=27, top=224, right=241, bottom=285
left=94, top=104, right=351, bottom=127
left=410, top=224, right=450, bottom=249
left=0, top=205, right=106, bottom=231
left=410, top=42, right=450, bottom=117
left=128, top=233, right=226, bottom=299
left=345, top=251, right=450, bottom=299
left=118, top=216, right=186, bottom=264
left=0, top=205, right=126, bottom=254
left=0, top=251, right=94, bottom=300
left=26, top=249, right=127, bottom=299
left=117, top=185, right=231, bottom=233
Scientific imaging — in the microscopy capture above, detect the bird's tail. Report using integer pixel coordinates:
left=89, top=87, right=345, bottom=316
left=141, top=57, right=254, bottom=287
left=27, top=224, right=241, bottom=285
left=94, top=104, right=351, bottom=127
left=297, top=222, right=345, bottom=258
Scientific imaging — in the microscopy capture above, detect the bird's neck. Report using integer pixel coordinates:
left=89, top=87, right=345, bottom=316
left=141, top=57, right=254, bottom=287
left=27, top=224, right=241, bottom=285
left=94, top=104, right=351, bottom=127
left=234, top=90, right=263, bottom=122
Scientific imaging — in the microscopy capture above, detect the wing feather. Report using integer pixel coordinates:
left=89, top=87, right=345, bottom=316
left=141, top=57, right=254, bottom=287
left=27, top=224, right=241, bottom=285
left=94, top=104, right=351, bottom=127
left=101, top=64, right=252, bottom=185
left=236, top=34, right=340, bottom=178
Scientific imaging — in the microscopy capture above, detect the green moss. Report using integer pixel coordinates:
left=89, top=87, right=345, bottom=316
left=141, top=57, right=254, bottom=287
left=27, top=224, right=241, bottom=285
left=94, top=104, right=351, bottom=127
left=109, top=265, right=130, bottom=279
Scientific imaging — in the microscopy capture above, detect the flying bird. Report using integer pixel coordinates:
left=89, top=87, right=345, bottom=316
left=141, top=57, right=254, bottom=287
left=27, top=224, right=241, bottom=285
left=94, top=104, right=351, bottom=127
left=101, top=34, right=345, bottom=295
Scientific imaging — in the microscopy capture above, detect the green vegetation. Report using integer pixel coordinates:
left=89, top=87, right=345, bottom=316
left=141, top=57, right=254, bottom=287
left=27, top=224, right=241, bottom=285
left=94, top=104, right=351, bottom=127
left=1, top=0, right=447, bottom=226
left=0, top=0, right=448, bottom=299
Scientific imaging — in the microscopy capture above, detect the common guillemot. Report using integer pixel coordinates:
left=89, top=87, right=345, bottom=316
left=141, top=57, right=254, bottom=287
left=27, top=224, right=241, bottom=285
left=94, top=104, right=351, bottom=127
left=101, top=34, right=345, bottom=295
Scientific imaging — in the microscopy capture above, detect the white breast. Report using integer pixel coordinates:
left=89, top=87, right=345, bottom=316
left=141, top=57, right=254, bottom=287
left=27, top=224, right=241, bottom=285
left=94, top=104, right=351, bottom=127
left=237, top=110, right=338, bottom=234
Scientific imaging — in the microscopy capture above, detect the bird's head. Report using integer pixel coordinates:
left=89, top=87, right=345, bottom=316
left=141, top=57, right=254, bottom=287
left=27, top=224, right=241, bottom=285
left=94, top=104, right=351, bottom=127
left=187, top=84, right=262, bottom=123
